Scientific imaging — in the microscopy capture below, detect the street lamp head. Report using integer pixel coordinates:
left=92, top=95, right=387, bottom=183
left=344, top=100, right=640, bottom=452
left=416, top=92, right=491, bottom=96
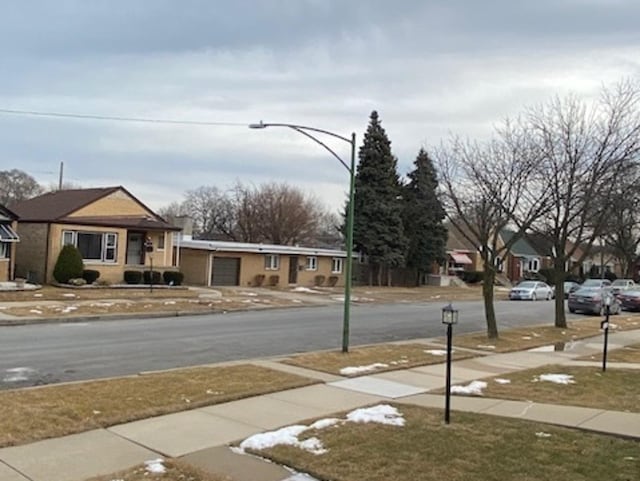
left=248, top=121, right=266, bottom=129
left=442, top=303, right=459, bottom=325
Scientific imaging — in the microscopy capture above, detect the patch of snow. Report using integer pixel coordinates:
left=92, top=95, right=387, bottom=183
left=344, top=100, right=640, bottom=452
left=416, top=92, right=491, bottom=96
left=494, top=378, right=511, bottom=384
left=93, top=410, right=101, bottom=415
left=60, top=306, right=78, bottom=314
left=243, top=292, right=258, bottom=296
left=29, top=309, right=43, bottom=314
left=424, top=349, right=449, bottom=356
left=476, top=344, right=496, bottom=350
left=163, top=301, right=176, bottom=305
left=3, top=367, right=36, bottom=383
left=309, top=418, right=340, bottom=430
left=346, top=405, right=405, bottom=426
left=240, top=425, right=324, bottom=454
left=535, top=432, right=552, bottom=438
left=451, top=380, right=487, bottom=396
left=535, top=374, right=575, bottom=385
left=283, top=473, right=321, bottom=481
left=62, top=293, right=76, bottom=297
left=340, top=362, right=388, bottom=376
left=521, top=336, right=532, bottom=340
left=33, top=293, right=43, bottom=297
left=292, top=287, right=322, bottom=294
left=144, top=458, right=167, bottom=474
left=91, top=302, right=114, bottom=307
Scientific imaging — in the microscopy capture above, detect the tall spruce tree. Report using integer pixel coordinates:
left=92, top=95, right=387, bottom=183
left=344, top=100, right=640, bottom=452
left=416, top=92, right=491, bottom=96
left=352, top=110, right=407, bottom=285
left=403, top=148, right=448, bottom=285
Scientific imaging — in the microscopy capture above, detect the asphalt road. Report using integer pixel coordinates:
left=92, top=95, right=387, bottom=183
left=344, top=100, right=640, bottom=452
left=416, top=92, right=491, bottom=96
left=0, top=299, right=577, bottom=388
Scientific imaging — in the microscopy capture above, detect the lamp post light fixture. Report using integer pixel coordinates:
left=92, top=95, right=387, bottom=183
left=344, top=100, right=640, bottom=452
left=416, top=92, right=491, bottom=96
left=601, top=293, right=612, bottom=372
left=249, top=121, right=356, bottom=353
left=441, top=303, right=459, bottom=424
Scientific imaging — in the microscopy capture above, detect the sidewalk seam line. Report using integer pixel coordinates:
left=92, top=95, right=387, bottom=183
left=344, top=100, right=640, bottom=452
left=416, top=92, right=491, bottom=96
left=0, top=458, right=35, bottom=481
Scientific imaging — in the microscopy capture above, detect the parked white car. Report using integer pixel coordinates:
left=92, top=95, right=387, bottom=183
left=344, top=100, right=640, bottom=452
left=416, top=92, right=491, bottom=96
left=509, top=281, right=554, bottom=301
left=610, top=279, right=636, bottom=295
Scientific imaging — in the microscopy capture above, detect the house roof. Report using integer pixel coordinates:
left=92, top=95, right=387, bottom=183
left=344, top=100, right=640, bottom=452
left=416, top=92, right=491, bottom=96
left=179, top=238, right=352, bottom=258
left=526, top=232, right=555, bottom=258
left=500, top=229, right=539, bottom=257
left=0, top=204, right=18, bottom=222
left=445, top=222, right=478, bottom=253
left=10, top=186, right=178, bottom=230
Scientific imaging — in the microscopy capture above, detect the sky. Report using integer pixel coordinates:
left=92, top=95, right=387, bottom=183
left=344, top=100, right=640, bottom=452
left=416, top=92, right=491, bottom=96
left=1, top=0, right=639, bottom=214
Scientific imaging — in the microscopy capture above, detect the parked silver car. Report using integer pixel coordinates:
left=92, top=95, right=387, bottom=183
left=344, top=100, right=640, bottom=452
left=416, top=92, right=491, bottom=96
left=509, top=281, right=554, bottom=301
left=568, top=286, right=621, bottom=315
left=610, top=279, right=636, bottom=295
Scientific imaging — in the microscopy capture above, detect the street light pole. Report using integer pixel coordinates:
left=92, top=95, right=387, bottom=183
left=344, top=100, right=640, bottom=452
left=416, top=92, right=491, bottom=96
left=249, top=121, right=356, bottom=353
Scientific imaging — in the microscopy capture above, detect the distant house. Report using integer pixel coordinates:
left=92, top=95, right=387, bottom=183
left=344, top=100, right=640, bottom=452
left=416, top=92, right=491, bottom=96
left=499, top=229, right=542, bottom=283
left=444, top=223, right=482, bottom=274
left=178, top=237, right=350, bottom=288
left=11, top=187, right=181, bottom=284
left=0, top=205, right=19, bottom=281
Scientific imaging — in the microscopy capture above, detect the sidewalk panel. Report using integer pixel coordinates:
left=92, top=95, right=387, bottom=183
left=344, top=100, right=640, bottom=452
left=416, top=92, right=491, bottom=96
left=578, top=410, right=640, bottom=438
left=374, top=369, right=444, bottom=390
left=108, top=410, right=261, bottom=457
left=328, top=376, right=427, bottom=399
left=267, top=384, right=384, bottom=412
left=0, top=462, right=30, bottom=481
left=0, top=429, right=156, bottom=481
left=201, top=396, right=329, bottom=430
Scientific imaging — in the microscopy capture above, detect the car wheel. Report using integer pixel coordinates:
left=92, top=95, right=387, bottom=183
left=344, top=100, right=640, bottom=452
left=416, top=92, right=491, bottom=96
left=546, top=292, right=552, bottom=301
left=531, top=293, right=537, bottom=301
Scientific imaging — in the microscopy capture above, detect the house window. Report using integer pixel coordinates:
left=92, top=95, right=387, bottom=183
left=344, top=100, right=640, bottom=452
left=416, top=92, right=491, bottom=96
left=62, top=230, right=118, bottom=263
left=0, top=242, right=8, bottom=259
left=332, top=257, right=343, bottom=274
left=264, top=254, right=279, bottom=270
left=495, top=256, right=504, bottom=273
left=527, top=258, right=540, bottom=272
left=157, top=233, right=165, bottom=250
left=306, top=256, right=318, bottom=271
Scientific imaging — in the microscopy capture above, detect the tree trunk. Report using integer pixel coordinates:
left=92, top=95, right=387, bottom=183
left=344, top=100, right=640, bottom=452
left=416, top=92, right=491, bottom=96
left=386, top=265, right=392, bottom=287
left=376, top=264, right=382, bottom=286
left=483, top=268, right=499, bottom=339
left=554, top=257, right=567, bottom=328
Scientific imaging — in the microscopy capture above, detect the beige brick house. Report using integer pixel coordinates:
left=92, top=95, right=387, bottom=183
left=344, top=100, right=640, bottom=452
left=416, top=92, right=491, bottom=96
left=11, top=187, right=181, bottom=284
left=0, top=205, right=19, bottom=281
left=178, top=238, right=349, bottom=288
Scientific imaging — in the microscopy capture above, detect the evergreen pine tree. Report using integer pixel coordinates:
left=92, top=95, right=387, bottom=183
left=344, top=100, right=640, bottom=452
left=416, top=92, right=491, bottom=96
left=352, top=110, right=407, bottom=285
left=403, top=148, right=448, bottom=285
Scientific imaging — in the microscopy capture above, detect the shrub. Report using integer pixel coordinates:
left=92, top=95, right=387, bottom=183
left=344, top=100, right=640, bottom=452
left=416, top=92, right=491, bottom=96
left=124, top=270, right=143, bottom=284
left=268, top=275, right=279, bottom=286
left=604, top=271, right=618, bottom=282
left=162, top=271, right=184, bottom=286
left=314, top=275, right=326, bottom=286
left=328, top=275, right=339, bottom=287
left=53, top=245, right=84, bottom=284
left=461, top=271, right=484, bottom=284
left=82, top=269, right=101, bottom=284
left=254, top=274, right=266, bottom=287
left=143, top=270, right=162, bottom=284
left=96, top=278, right=111, bottom=287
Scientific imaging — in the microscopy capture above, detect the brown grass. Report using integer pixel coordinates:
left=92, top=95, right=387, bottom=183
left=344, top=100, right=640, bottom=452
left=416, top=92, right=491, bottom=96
left=449, top=316, right=640, bottom=353
left=330, top=285, right=501, bottom=303
left=578, top=343, right=640, bottom=363
left=87, top=459, right=229, bottom=481
left=0, top=364, right=316, bottom=448
left=281, top=343, right=475, bottom=376
left=473, top=365, right=640, bottom=412
left=0, top=285, right=200, bottom=302
left=250, top=404, right=640, bottom=481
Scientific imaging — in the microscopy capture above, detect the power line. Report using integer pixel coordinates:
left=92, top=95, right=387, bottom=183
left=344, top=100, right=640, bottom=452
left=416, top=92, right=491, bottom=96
left=0, top=108, right=248, bottom=127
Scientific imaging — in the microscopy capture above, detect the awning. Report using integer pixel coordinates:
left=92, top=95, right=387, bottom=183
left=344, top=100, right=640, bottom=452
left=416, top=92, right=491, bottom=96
left=450, top=252, right=473, bottom=265
left=0, top=224, right=19, bottom=242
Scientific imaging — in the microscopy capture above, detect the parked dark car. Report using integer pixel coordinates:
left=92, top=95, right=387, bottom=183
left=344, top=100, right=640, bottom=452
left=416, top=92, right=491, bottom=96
left=568, top=286, right=620, bottom=315
left=617, top=289, right=640, bottom=311
left=563, top=281, right=581, bottom=299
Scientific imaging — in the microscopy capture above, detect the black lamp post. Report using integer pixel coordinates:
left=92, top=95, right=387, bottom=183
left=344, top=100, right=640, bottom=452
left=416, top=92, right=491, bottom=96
left=601, top=293, right=612, bottom=372
left=442, top=303, right=459, bottom=424
left=249, top=121, right=356, bottom=353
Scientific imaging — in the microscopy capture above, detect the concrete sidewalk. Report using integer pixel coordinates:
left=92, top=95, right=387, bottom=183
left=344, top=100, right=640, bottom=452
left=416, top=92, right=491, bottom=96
left=0, top=329, right=639, bottom=481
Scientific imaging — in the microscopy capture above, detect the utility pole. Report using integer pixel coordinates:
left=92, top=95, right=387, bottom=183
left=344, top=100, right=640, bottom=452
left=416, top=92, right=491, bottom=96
left=58, top=161, right=64, bottom=190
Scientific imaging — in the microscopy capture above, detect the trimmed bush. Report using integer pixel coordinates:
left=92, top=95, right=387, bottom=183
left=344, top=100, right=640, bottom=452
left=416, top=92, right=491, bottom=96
left=254, top=274, right=266, bottom=287
left=143, top=270, right=162, bottom=285
left=268, top=275, right=279, bottom=286
left=604, top=271, right=618, bottom=282
left=82, top=269, right=101, bottom=285
left=314, top=275, right=326, bottom=286
left=53, top=245, right=84, bottom=284
left=124, top=270, right=143, bottom=284
left=461, top=271, right=484, bottom=284
left=162, top=271, right=184, bottom=286
left=328, top=275, right=339, bottom=287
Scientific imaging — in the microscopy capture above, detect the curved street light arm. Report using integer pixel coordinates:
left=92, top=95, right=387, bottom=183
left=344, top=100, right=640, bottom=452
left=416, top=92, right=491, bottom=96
left=252, top=121, right=353, bottom=145
left=288, top=126, right=352, bottom=173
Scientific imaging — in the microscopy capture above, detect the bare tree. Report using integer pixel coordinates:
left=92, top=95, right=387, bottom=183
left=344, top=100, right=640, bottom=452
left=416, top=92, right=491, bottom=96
left=0, top=169, right=43, bottom=206
left=182, top=186, right=229, bottom=239
left=435, top=126, right=549, bottom=339
left=525, top=81, right=640, bottom=327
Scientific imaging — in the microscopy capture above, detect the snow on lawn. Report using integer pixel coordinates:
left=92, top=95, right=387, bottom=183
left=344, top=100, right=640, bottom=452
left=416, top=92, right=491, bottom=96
left=292, top=287, right=323, bottom=294
left=29, top=309, right=43, bottom=314
left=340, top=362, right=388, bottom=376
left=239, top=405, right=404, bottom=455
left=144, top=458, right=166, bottom=474
left=451, top=380, right=487, bottom=396
left=424, top=349, right=449, bottom=356
left=494, top=378, right=511, bottom=384
left=534, top=374, right=575, bottom=385
left=535, top=432, right=552, bottom=438
left=476, top=344, right=496, bottom=350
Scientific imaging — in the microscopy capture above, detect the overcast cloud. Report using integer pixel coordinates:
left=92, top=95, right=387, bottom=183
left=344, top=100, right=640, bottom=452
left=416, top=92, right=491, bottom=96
left=1, top=0, right=639, bottom=213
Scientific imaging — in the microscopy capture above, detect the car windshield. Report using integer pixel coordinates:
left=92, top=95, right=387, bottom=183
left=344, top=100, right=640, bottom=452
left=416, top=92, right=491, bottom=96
left=517, top=282, right=537, bottom=288
left=582, top=279, right=605, bottom=287
left=575, top=286, right=601, bottom=293
left=612, top=280, right=632, bottom=286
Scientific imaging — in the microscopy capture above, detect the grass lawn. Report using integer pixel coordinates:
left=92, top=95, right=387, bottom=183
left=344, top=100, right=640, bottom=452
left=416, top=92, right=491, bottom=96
left=448, top=316, right=640, bottom=353
left=249, top=404, right=639, bottom=481
left=0, top=364, right=316, bottom=448
left=87, top=459, right=228, bottom=481
left=468, top=365, right=640, bottom=412
left=281, top=343, right=475, bottom=376
left=578, top=343, right=640, bottom=363
left=0, top=285, right=200, bottom=302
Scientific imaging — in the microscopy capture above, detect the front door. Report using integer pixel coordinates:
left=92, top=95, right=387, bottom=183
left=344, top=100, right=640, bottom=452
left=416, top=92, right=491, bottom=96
left=288, top=256, right=298, bottom=284
left=126, top=233, right=144, bottom=265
